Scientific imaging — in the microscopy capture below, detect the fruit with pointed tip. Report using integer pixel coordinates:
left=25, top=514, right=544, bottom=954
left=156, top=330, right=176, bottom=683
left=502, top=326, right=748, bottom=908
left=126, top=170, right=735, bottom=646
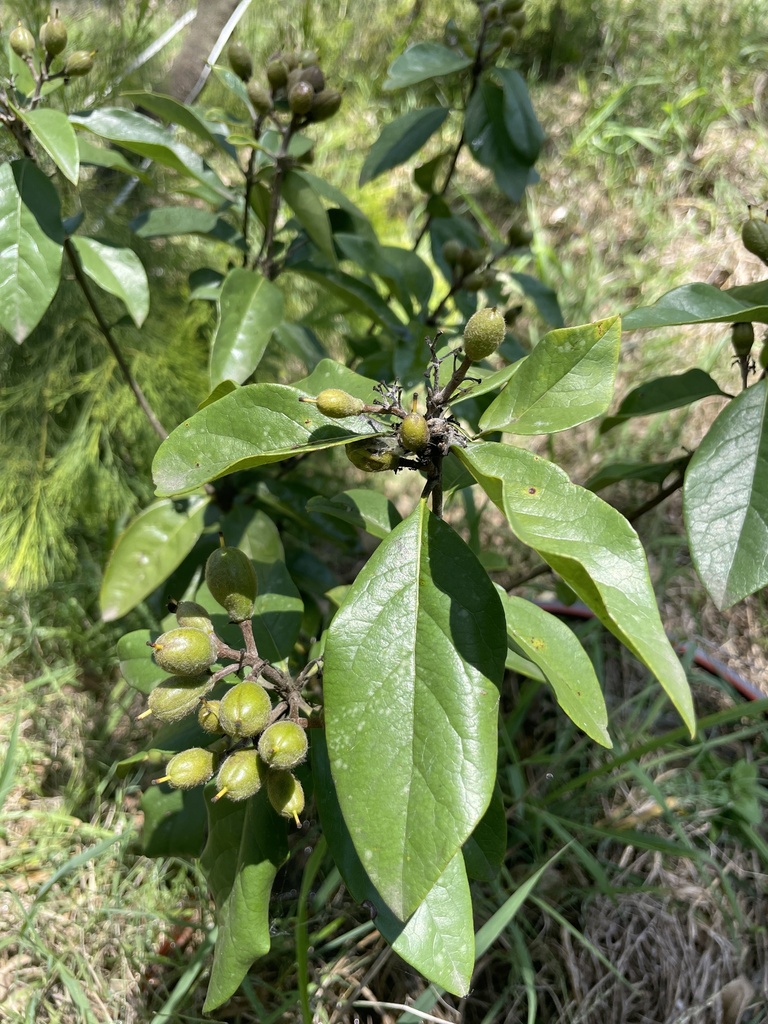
left=64, top=50, right=95, bottom=76
left=40, top=15, right=67, bottom=56
left=205, top=541, right=257, bottom=622
left=213, top=749, right=262, bottom=802
left=154, top=748, right=217, bottom=789
left=266, top=58, right=289, bottom=89
left=145, top=675, right=214, bottom=723
left=310, top=88, right=342, bottom=122
left=742, top=214, right=768, bottom=264
left=228, top=40, right=253, bottom=81
left=172, top=599, right=215, bottom=635
left=731, top=322, right=754, bottom=358
left=400, top=396, right=430, bottom=453
left=247, top=81, right=272, bottom=115
left=299, top=64, right=325, bottom=92
left=345, top=437, right=400, bottom=473
left=10, top=22, right=36, bottom=57
left=258, top=721, right=308, bottom=770
left=463, top=307, right=505, bottom=360
left=150, top=627, right=216, bottom=676
left=218, top=681, right=272, bottom=738
left=304, top=388, right=364, bottom=418
left=266, top=771, right=305, bottom=825
left=288, top=80, right=315, bottom=115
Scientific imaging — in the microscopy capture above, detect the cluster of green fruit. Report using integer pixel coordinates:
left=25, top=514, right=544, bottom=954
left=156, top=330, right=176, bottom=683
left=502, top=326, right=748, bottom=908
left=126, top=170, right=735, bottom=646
left=8, top=10, right=94, bottom=79
left=304, top=307, right=507, bottom=474
left=479, top=0, right=528, bottom=48
left=733, top=209, right=768, bottom=372
left=228, top=40, right=342, bottom=124
left=141, top=540, right=307, bottom=824
left=442, top=223, right=532, bottom=293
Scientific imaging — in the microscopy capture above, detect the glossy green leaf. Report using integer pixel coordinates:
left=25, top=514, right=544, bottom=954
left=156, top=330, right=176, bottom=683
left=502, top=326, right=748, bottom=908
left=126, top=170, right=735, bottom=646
left=323, top=502, right=506, bottom=919
left=456, top=442, right=695, bottom=734
left=209, top=269, right=284, bottom=388
left=201, top=788, right=288, bottom=1012
left=306, top=489, right=403, bottom=539
left=198, top=379, right=238, bottom=409
left=130, top=206, right=245, bottom=248
left=70, top=108, right=233, bottom=201
left=312, top=732, right=475, bottom=995
left=272, top=321, right=325, bottom=370
left=586, top=455, right=690, bottom=491
left=0, top=160, right=64, bottom=343
left=141, top=783, right=207, bottom=858
left=494, top=67, right=545, bottom=165
left=189, top=267, right=224, bottom=302
left=122, top=90, right=235, bottom=158
left=100, top=496, right=209, bottom=620
left=71, top=236, right=150, bottom=327
left=499, top=591, right=611, bottom=746
left=152, top=383, right=379, bottom=497
left=600, top=369, right=728, bottom=432
left=384, top=43, right=473, bottom=90
left=77, top=136, right=151, bottom=181
left=18, top=108, right=79, bottom=184
left=335, top=233, right=432, bottom=315
left=117, top=630, right=166, bottom=694
left=282, top=169, right=336, bottom=263
left=360, top=106, right=450, bottom=186
left=462, top=782, right=506, bottom=882
left=684, top=379, right=768, bottom=609
left=479, top=317, right=621, bottom=434
left=623, top=282, right=768, bottom=329
left=289, top=261, right=407, bottom=334
left=465, top=80, right=537, bottom=203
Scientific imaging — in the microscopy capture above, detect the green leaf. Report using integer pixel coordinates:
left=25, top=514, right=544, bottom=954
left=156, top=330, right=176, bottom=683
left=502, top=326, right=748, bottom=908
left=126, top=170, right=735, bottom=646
left=71, top=236, right=150, bottom=327
left=312, top=731, right=475, bottom=995
left=287, top=261, right=407, bottom=334
left=200, top=788, right=289, bottom=1012
left=117, top=630, right=166, bottom=694
left=282, top=169, right=337, bottom=263
left=498, top=591, right=611, bottom=746
left=121, top=90, right=236, bottom=159
left=359, top=106, right=450, bottom=186
left=323, top=501, right=506, bottom=919
left=306, top=489, right=403, bottom=539
left=77, top=136, right=151, bottom=181
left=130, top=206, right=245, bottom=248
left=623, top=282, right=768, bottom=329
left=494, top=67, right=545, bottom=165
left=479, top=317, right=621, bottom=434
left=209, top=269, right=284, bottom=388
left=462, top=782, right=506, bottom=882
left=152, top=383, right=380, bottom=497
left=600, top=369, right=728, bottom=432
left=18, top=108, right=79, bottom=184
left=384, top=43, right=473, bottom=90
left=511, top=271, right=564, bottom=327
left=586, top=455, right=690, bottom=491
left=100, top=496, right=209, bottom=620
left=465, top=80, right=537, bottom=203
left=0, top=160, right=64, bottom=343
left=141, top=783, right=208, bottom=858
left=198, top=379, right=238, bottom=409
left=456, top=442, right=695, bottom=734
left=69, top=108, right=234, bottom=201
left=684, top=378, right=768, bottom=609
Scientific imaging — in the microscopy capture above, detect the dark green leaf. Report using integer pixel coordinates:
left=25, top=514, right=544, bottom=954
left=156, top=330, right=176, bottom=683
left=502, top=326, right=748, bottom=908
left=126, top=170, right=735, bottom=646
left=272, top=322, right=325, bottom=370
left=152, top=383, right=380, bottom=497
left=100, top=496, right=210, bottom=620
left=141, top=783, right=208, bottom=858
left=456, top=442, right=695, bottom=734
left=494, top=67, right=545, bottom=165
left=77, top=137, right=151, bottom=181
left=282, top=169, right=337, bottom=263
left=201, top=788, right=288, bottom=1012
left=18, top=108, right=79, bottom=184
left=511, top=272, right=564, bottom=327
left=198, top=379, right=238, bottom=409
left=384, top=43, right=473, bottom=90
left=209, top=269, right=284, bottom=388
left=130, top=206, right=245, bottom=248
left=479, top=317, right=621, bottom=434
left=189, top=267, right=225, bottom=302
left=360, top=106, right=450, bottom=186
left=465, top=81, right=537, bottom=203
left=306, top=489, right=403, bottom=539
left=623, top=282, right=768, bottom=329
left=414, top=152, right=448, bottom=194
left=117, top=630, right=166, bottom=694
left=498, top=590, right=611, bottom=746
left=586, top=455, right=690, bottom=491
left=312, top=731, right=475, bottom=996
left=600, top=369, right=727, bottom=432
left=462, top=782, right=506, bottom=882
left=323, top=502, right=506, bottom=919
left=71, top=236, right=150, bottom=327
left=0, top=160, right=64, bottom=343
left=289, top=261, right=407, bottom=334
left=684, top=379, right=768, bottom=609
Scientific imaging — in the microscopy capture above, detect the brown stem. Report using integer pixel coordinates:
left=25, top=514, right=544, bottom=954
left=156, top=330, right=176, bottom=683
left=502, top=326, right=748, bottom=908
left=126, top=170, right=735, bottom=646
left=431, top=355, right=473, bottom=408
left=64, top=238, right=168, bottom=439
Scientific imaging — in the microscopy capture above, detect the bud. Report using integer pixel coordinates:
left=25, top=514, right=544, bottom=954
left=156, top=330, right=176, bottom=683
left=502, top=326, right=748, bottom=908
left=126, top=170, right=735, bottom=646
left=40, top=14, right=67, bottom=57
left=10, top=22, right=36, bottom=57
left=731, top=322, right=754, bottom=358
left=64, top=50, right=95, bottom=77
left=266, top=58, right=289, bottom=89
left=247, top=80, right=272, bottom=115
left=228, top=40, right=253, bottom=82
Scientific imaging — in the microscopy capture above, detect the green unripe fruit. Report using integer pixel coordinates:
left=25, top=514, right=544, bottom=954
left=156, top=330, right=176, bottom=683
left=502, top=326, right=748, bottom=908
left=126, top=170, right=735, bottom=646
left=266, top=771, right=305, bottom=825
left=288, top=80, right=315, bottom=115
left=309, top=88, right=342, bottom=122
left=299, top=64, right=325, bottom=92
left=286, top=67, right=305, bottom=91
left=458, top=246, right=485, bottom=272
left=500, top=26, right=518, bottom=46
left=508, top=9, right=527, bottom=28
left=247, top=81, right=272, bottom=115
left=266, top=58, right=289, bottom=89
left=284, top=51, right=300, bottom=70
left=150, top=627, right=216, bottom=677
left=146, top=675, right=214, bottom=723
left=463, top=271, right=485, bottom=292
left=10, top=23, right=36, bottom=57
left=214, top=749, right=262, bottom=802
left=314, top=388, right=364, bottom=418
left=731, top=322, right=754, bottom=358
left=742, top=215, right=768, bottom=265
left=502, top=0, right=525, bottom=11
left=64, top=50, right=95, bottom=77
left=205, top=543, right=257, bottom=622
left=228, top=40, right=253, bottom=81
left=400, top=413, right=430, bottom=453
left=463, top=307, right=505, bottom=360
left=173, top=600, right=215, bottom=635
left=442, top=239, right=465, bottom=266
left=156, top=748, right=216, bottom=789
left=40, top=15, right=67, bottom=56
left=218, top=681, right=272, bottom=738
left=198, top=699, right=224, bottom=734
left=486, top=2, right=503, bottom=22
left=345, top=437, right=400, bottom=474
left=257, top=721, right=308, bottom=770
left=299, top=48, right=320, bottom=66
